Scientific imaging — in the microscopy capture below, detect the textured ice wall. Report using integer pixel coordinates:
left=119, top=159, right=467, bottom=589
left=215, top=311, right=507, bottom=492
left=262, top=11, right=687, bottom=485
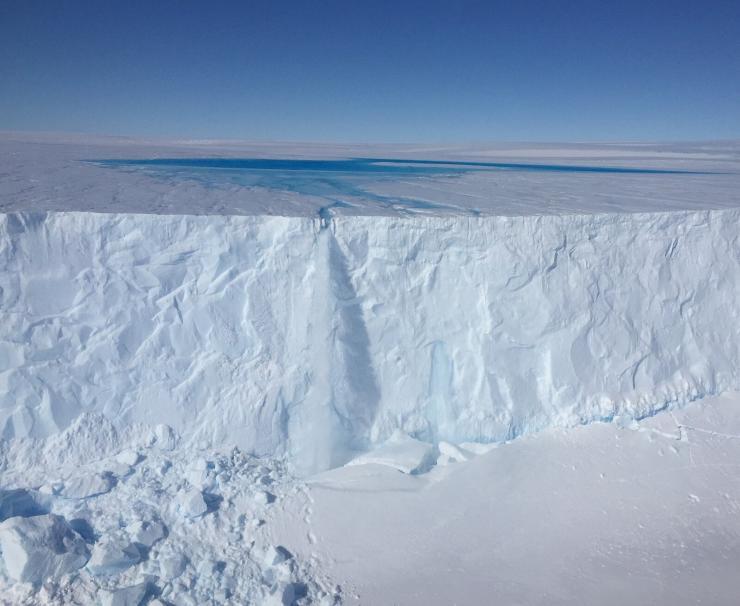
left=1, top=210, right=739, bottom=472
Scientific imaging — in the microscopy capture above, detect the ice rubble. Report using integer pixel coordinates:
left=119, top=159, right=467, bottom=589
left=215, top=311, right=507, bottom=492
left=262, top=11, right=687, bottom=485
left=1, top=209, right=740, bottom=473
left=0, top=415, right=340, bottom=605
left=0, top=514, right=89, bottom=584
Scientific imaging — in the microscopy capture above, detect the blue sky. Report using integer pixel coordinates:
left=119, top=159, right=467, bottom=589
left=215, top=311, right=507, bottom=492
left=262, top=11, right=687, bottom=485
left=1, top=0, right=739, bottom=142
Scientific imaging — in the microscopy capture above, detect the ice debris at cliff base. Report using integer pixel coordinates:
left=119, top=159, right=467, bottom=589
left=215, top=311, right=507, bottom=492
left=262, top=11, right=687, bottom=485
left=0, top=415, right=341, bottom=605
left=4, top=394, right=740, bottom=604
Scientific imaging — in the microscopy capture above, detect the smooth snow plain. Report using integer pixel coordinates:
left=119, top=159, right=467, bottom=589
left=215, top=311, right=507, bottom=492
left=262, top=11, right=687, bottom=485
left=1, top=134, right=740, bottom=604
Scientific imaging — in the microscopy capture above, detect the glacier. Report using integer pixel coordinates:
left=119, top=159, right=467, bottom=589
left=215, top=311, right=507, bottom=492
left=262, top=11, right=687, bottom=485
left=2, top=206, right=739, bottom=473
left=3, top=135, right=740, bottom=604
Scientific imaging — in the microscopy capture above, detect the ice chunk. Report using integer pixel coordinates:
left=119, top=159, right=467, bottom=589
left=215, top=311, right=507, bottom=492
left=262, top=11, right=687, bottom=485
left=263, top=545, right=293, bottom=567
left=87, top=535, right=142, bottom=576
left=128, top=520, right=165, bottom=548
left=186, top=457, right=213, bottom=489
left=437, top=441, right=470, bottom=465
left=264, top=581, right=309, bottom=606
left=99, top=582, right=149, bottom=606
left=61, top=472, right=115, bottom=499
left=115, top=449, right=142, bottom=467
left=458, top=442, right=498, bottom=455
left=0, top=488, right=48, bottom=522
left=177, top=489, right=208, bottom=518
left=159, top=553, right=187, bottom=579
left=0, top=514, right=89, bottom=584
left=38, top=481, right=64, bottom=496
left=254, top=490, right=276, bottom=506
left=104, top=461, right=134, bottom=479
left=151, top=424, right=177, bottom=451
left=346, top=432, right=436, bottom=474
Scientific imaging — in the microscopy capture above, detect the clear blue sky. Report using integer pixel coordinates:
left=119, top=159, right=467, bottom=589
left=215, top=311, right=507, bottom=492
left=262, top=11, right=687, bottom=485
left=1, top=0, right=739, bottom=142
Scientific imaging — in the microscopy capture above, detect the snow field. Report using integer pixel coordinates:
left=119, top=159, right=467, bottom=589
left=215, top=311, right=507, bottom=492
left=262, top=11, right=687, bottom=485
left=271, top=393, right=740, bottom=605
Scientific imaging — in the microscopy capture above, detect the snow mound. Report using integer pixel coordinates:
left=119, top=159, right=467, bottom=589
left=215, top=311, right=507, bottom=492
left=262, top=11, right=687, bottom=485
left=346, top=431, right=436, bottom=474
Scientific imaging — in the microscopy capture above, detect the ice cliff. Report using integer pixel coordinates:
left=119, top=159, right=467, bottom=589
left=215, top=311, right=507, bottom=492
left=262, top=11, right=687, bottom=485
left=1, top=209, right=738, bottom=472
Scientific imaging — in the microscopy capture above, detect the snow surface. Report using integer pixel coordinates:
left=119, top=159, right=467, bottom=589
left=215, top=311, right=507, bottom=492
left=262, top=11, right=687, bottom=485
left=268, top=392, right=740, bottom=605
left=2, top=134, right=740, bottom=603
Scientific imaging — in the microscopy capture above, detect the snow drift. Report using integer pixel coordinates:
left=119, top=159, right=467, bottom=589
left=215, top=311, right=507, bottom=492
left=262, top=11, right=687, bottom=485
left=1, top=209, right=739, bottom=472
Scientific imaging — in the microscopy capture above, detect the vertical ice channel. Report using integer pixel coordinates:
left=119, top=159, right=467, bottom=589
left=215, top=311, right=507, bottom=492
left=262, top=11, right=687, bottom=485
left=428, top=340, right=455, bottom=442
left=288, top=222, right=381, bottom=473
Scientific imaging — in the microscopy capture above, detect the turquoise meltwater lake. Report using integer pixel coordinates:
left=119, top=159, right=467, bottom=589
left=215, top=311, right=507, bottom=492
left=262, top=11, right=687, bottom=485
left=94, top=157, right=706, bottom=215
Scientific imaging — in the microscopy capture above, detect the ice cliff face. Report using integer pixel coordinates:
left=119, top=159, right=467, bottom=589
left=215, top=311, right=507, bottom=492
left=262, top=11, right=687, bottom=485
left=1, top=210, right=739, bottom=472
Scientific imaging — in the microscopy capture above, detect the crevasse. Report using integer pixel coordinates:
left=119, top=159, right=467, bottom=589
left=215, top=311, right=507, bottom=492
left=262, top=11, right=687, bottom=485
left=1, top=209, right=738, bottom=472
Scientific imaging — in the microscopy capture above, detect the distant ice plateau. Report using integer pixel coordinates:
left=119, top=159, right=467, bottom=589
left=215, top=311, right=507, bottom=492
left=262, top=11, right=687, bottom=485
left=1, top=134, right=740, bottom=604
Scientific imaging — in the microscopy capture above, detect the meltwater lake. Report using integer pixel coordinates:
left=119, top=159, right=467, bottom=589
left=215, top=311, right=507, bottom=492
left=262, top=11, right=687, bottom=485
left=95, top=157, right=704, bottom=215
